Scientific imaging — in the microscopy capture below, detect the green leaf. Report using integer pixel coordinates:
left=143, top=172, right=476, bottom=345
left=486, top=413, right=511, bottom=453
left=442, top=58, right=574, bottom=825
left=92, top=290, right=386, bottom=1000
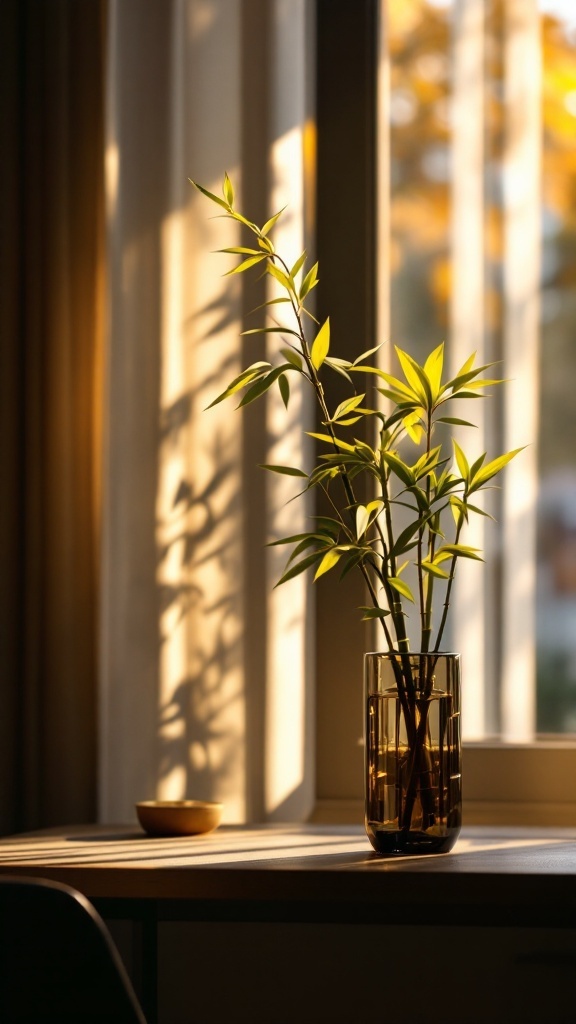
left=299, top=262, right=319, bottom=302
left=189, top=178, right=230, bottom=210
left=241, top=326, right=301, bottom=339
left=307, top=432, right=356, bottom=452
left=360, top=606, right=391, bottom=620
left=228, top=209, right=260, bottom=232
left=290, top=251, right=307, bottom=278
left=281, top=348, right=303, bottom=370
left=388, top=577, right=415, bottom=603
left=469, top=448, right=524, bottom=490
left=324, top=357, right=353, bottom=384
left=423, top=342, right=444, bottom=402
left=314, top=548, right=342, bottom=581
left=217, top=246, right=261, bottom=255
left=356, top=505, right=370, bottom=540
left=331, top=394, right=366, bottom=422
left=353, top=344, right=384, bottom=366
left=278, top=374, right=290, bottom=409
left=390, top=519, right=424, bottom=557
left=223, top=254, right=267, bottom=276
left=275, top=551, right=323, bottom=587
left=311, top=516, right=341, bottom=538
left=453, top=439, right=469, bottom=481
left=395, top=346, right=432, bottom=406
left=267, top=262, right=294, bottom=292
left=247, top=297, right=291, bottom=316
left=222, top=172, right=234, bottom=207
left=311, top=318, right=330, bottom=370
left=205, top=361, right=271, bottom=408
left=259, top=463, right=307, bottom=477
left=437, top=544, right=484, bottom=561
left=421, top=561, right=450, bottom=579
left=403, top=411, right=424, bottom=444
left=237, top=364, right=291, bottom=407
left=380, top=451, right=416, bottom=487
left=437, top=417, right=476, bottom=427
left=261, top=207, right=286, bottom=237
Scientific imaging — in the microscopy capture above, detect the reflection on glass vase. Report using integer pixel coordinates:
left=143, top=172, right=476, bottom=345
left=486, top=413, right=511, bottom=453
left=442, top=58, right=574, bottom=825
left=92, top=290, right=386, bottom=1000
left=365, top=651, right=462, bottom=856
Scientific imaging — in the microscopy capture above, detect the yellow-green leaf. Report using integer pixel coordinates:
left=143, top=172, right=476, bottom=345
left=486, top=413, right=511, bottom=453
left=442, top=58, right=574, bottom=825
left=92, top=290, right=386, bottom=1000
left=388, top=577, right=415, bottom=603
left=261, top=206, right=286, bottom=237
left=290, top=251, right=307, bottom=278
left=222, top=172, right=234, bottom=207
left=259, top=463, right=307, bottom=477
left=223, top=254, right=267, bottom=276
left=314, top=548, right=342, bottom=580
left=311, top=318, right=330, bottom=370
left=453, top=439, right=469, bottom=481
left=267, top=262, right=294, bottom=292
left=189, top=178, right=230, bottom=210
left=278, top=374, right=290, bottom=409
left=423, top=342, right=444, bottom=401
left=421, top=561, right=450, bottom=579
left=356, top=505, right=369, bottom=539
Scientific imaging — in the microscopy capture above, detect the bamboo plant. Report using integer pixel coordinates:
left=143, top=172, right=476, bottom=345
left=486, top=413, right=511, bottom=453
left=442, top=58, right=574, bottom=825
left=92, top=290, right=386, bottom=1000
left=191, top=173, right=522, bottom=834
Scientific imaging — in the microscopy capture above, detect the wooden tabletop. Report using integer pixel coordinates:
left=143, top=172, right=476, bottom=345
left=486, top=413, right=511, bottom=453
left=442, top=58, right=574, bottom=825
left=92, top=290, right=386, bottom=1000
left=0, top=824, right=575, bottom=923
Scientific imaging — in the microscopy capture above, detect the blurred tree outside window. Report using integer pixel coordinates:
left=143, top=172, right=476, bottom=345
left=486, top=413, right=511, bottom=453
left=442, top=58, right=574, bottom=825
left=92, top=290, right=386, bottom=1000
left=388, top=0, right=576, bottom=736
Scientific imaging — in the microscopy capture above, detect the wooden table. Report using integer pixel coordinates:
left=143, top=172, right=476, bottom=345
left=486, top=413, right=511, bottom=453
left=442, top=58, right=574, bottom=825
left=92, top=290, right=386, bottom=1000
left=1, top=824, right=575, bottom=1023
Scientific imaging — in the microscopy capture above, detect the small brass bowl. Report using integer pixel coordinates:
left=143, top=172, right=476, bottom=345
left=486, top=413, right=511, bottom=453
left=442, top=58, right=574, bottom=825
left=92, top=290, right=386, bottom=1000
left=135, top=800, right=223, bottom=837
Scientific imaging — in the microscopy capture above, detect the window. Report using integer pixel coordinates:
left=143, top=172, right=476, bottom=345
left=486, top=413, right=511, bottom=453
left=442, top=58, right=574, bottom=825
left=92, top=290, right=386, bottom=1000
left=315, top=0, right=576, bottom=825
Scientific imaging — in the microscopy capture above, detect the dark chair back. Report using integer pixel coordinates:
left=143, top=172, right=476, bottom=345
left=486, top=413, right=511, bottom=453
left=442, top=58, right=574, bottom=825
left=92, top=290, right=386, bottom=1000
left=0, top=876, right=147, bottom=1023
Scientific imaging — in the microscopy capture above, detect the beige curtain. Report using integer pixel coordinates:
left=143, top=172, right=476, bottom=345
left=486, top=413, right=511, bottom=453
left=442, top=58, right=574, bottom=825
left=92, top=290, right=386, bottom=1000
left=0, top=0, right=105, bottom=833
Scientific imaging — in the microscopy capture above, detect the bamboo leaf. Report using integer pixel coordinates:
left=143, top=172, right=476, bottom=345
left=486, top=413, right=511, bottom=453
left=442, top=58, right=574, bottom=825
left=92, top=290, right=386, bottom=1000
left=311, top=318, right=330, bottom=370
left=223, top=254, right=267, bottom=276
left=423, top=342, right=444, bottom=402
left=261, top=207, right=286, bottom=237
left=314, top=548, right=342, bottom=581
left=278, top=374, right=290, bottom=409
left=217, top=246, right=260, bottom=255
left=437, top=417, right=476, bottom=427
left=281, top=348, right=303, bottom=370
left=189, top=178, right=230, bottom=210
left=237, top=364, right=291, bottom=407
left=453, top=439, right=469, bottom=481
left=390, top=520, right=421, bottom=557
left=360, top=606, right=391, bottom=620
left=421, top=561, right=450, bottom=579
left=290, top=251, right=307, bottom=278
left=259, top=463, right=307, bottom=477
left=222, top=172, right=234, bottom=207
left=205, top=362, right=271, bottom=409
left=299, top=262, right=319, bottom=302
left=241, top=326, right=301, bottom=339
left=356, top=505, right=369, bottom=539
left=437, top=544, right=484, bottom=561
left=275, top=550, right=323, bottom=587
left=307, top=431, right=356, bottom=452
left=331, top=394, right=366, bottom=422
left=469, top=447, right=524, bottom=490
left=388, top=577, right=415, bottom=603
left=267, top=262, right=294, bottom=292
left=380, top=451, right=416, bottom=487
left=395, top=346, right=432, bottom=406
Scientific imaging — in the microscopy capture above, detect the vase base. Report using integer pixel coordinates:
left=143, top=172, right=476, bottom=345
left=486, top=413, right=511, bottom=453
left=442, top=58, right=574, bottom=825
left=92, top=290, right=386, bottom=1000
left=366, top=823, right=460, bottom=856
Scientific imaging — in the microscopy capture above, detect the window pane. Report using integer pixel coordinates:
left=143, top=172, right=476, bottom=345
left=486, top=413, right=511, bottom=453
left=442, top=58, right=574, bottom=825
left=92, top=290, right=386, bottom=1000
left=388, top=0, right=576, bottom=737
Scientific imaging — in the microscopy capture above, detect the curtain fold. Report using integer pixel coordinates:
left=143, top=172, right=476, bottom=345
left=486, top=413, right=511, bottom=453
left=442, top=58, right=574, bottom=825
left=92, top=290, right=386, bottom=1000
left=0, top=0, right=105, bottom=833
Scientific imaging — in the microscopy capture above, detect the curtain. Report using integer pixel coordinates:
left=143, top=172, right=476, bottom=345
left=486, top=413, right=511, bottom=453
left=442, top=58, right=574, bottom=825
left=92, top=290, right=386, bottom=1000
left=0, top=0, right=105, bottom=833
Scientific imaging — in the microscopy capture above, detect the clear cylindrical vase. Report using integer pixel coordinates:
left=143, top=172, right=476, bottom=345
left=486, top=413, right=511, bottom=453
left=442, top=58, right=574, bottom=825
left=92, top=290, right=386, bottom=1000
left=364, top=651, right=462, bottom=856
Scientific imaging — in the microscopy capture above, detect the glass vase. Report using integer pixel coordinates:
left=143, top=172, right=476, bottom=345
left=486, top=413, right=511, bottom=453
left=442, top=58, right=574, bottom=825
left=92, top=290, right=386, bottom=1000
left=364, top=651, right=462, bottom=855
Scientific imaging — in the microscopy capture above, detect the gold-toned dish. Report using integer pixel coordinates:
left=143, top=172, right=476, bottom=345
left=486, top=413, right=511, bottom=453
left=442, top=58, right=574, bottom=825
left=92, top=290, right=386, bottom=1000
left=135, top=800, right=223, bottom=837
